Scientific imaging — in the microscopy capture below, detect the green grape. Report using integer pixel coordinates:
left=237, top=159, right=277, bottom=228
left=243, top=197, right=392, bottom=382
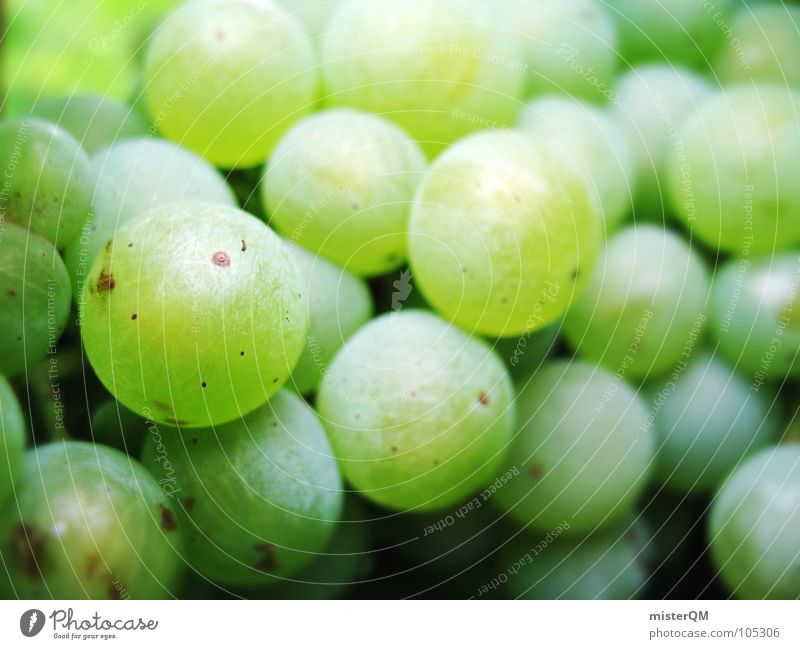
left=287, top=245, right=373, bottom=395
left=502, top=524, right=649, bottom=599
left=709, top=444, right=800, bottom=599
left=666, top=84, right=800, bottom=255
left=64, top=137, right=236, bottom=296
left=317, top=310, right=516, bottom=512
left=506, top=0, right=618, bottom=101
left=142, top=390, right=343, bottom=588
left=613, top=65, right=712, bottom=217
left=0, top=223, right=72, bottom=377
left=0, top=375, right=26, bottom=507
left=268, top=497, right=371, bottom=599
left=709, top=254, right=800, bottom=381
left=278, top=0, right=340, bottom=39
left=143, top=0, right=317, bottom=168
left=90, top=399, right=151, bottom=455
left=80, top=202, right=308, bottom=428
left=30, top=95, right=150, bottom=154
left=321, top=0, right=526, bottom=157
left=649, top=352, right=779, bottom=493
left=408, top=131, right=602, bottom=338
left=715, top=5, right=800, bottom=87
left=519, top=95, right=635, bottom=231
left=263, top=109, right=426, bottom=276
left=0, top=441, right=184, bottom=599
left=607, top=0, right=737, bottom=67
left=0, top=118, right=94, bottom=249
left=494, top=361, right=654, bottom=534
left=563, top=225, right=710, bottom=380
left=491, top=322, right=561, bottom=382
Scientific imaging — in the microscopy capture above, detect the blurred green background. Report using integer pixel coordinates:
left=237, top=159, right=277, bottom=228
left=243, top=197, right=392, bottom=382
left=2, top=0, right=181, bottom=116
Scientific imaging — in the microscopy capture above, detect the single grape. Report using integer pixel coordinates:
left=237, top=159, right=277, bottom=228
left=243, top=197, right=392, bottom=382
left=714, top=4, right=800, bottom=88
left=519, top=95, right=635, bottom=231
left=0, top=441, right=184, bottom=599
left=607, top=0, right=737, bottom=67
left=506, top=0, right=618, bottom=101
left=287, top=245, right=373, bottom=395
left=494, top=361, right=654, bottom=534
left=64, top=137, right=236, bottom=296
left=502, top=523, right=649, bottom=599
left=0, top=118, right=94, bottom=249
left=80, top=202, right=308, bottom=428
left=709, top=444, right=800, bottom=599
left=90, top=399, right=151, bottom=455
left=317, top=310, right=516, bottom=512
left=263, top=109, right=426, bottom=276
left=0, top=375, right=26, bottom=507
left=321, top=0, right=526, bottom=157
left=142, top=390, right=343, bottom=588
left=408, top=131, right=602, bottom=338
left=613, top=65, right=713, bottom=218
left=0, top=223, right=72, bottom=377
left=143, top=0, right=317, bottom=168
left=30, top=94, right=150, bottom=154
left=709, top=254, right=800, bottom=381
left=648, top=351, right=780, bottom=493
left=666, top=84, right=800, bottom=255
left=563, top=225, right=710, bottom=380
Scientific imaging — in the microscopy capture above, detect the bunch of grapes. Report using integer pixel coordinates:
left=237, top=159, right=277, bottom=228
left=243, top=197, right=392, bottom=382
left=1, top=0, right=799, bottom=602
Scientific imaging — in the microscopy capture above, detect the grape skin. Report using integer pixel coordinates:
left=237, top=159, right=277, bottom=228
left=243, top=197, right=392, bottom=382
left=144, top=0, right=317, bottom=168
left=502, top=524, right=649, bottom=599
left=30, top=94, right=150, bottom=154
left=0, top=375, right=26, bottom=507
left=709, top=444, right=800, bottom=599
left=321, top=0, right=526, bottom=157
left=0, top=223, right=72, bottom=377
left=317, top=310, right=516, bottom=512
left=0, top=118, right=94, bottom=249
left=494, top=361, right=654, bottom=535
left=64, top=137, right=237, bottom=296
left=408, top=131, right=602, bottom=338
left=563, top=225, right=710, bottom=380
left=519, top=95, right=636, bottom=232
left=709, top=254, right=800, bottom=381
left=142, top=390, right=343, bottom=587
left=263, top=109, right=426, bottom=276
left=648, top=352, right=779, bottom=493
left=80, top=202, right=308, bottom=428
left=666, top=84, right=800, bottom=255
left=287, top=245, right=374, bottom=395
left=0, top=442, right=184, bottom=599
left=506, top=0, right=618, bottom=101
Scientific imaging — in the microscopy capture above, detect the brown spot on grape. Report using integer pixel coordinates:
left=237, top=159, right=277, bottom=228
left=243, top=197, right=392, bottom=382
left=7, top=289, right=16, bottom=297
left=240, top=351, right=245, bottom=357
left=212, top=251, right=231, bottom=267
left=127, top=242, right=134, bottom=248
left=571, top=268, right=581, bottom=281
left=184, top=497, right=196, bottom=512
left=478, top=391, right=490, bottom=406
left=159, top=505, right=177, bottom=532
left=391, top=446, right=398, bottom=453
left=241, top=240, right=247, bottom=252
left=191, top=437, right=198, bottom=445
left=104, top=239, right=112, bottom=253
left=254, top=543, right=278, bottom=572
left=96, top=270, right=116, bottom=293
left=433, top=459, right=440, bottom=466
left=154, top=401, right=172, bottom=414
left=201, top=382, right=207, bottom=389
left=11, top=522, right=47, bottom=580
left=165, top=417, right=189, bottom=426
left=528, top=464, right=545, bottom=480
left=131, top=313, right=138, bottom=321
left=272, top=378, right=279, bottom=384
left=85, top=554, right=102, bottom=579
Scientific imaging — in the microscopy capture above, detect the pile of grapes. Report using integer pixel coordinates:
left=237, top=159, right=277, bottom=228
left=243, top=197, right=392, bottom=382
left=1, top=0, right=799, bottom=600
